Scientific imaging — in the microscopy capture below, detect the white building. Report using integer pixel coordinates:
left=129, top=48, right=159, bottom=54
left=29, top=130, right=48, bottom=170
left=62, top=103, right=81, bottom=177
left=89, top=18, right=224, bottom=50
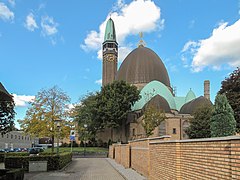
left=0, top=131, right=38, bottom=149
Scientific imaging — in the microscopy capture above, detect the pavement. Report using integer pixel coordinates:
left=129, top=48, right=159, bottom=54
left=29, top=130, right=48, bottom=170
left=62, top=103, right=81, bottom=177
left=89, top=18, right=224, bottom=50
left=23, top=158, right=146, bottom=180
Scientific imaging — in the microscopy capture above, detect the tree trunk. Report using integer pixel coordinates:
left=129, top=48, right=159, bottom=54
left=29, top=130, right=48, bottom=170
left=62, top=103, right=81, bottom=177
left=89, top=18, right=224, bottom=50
left=111, top=128, right=113, bottom=142
left=51, top=135, right=54, bottom=153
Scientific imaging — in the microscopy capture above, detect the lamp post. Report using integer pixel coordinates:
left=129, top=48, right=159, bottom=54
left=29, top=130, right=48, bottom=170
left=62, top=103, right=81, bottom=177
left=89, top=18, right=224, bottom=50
left=55, top=119, right=62, bottom=156
left=83, top=124, right=87, bottom=156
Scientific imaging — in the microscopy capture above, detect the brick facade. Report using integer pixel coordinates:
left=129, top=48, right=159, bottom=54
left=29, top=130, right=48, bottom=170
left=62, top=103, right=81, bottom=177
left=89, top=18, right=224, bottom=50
left=109, top=136, right=240, bottom=179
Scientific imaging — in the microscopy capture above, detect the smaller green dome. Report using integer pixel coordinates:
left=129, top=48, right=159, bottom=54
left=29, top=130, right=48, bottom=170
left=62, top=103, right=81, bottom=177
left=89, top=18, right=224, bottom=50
left=132, top=80, right=176, bottom=111
left=104, top=18, right=116, bottom=42
left=185, top=89, right=196, bottom=103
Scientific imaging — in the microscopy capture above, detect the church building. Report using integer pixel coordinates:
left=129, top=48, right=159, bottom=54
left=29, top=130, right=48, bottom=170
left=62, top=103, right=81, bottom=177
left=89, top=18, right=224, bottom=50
left=98, top=18, right=212, bottom=142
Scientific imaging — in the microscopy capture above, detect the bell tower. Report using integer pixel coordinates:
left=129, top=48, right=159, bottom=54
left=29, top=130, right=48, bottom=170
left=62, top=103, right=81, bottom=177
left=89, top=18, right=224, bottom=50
left=102, top=18, right=118, bottom=86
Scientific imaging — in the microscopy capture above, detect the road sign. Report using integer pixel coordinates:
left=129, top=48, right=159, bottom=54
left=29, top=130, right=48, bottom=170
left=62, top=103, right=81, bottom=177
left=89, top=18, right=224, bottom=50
left=70, top=130, right=75, bottom=136
left=70, top=135, right=75, bottom=141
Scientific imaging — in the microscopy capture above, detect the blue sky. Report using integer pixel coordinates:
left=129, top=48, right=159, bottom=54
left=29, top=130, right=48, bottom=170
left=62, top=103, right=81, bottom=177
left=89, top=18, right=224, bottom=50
left=0, top=0, right=239, bottom=127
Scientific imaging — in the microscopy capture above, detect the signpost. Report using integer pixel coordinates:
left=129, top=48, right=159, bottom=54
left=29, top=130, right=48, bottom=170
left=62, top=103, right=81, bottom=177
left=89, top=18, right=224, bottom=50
left=70, top=130, right=75, bottom=152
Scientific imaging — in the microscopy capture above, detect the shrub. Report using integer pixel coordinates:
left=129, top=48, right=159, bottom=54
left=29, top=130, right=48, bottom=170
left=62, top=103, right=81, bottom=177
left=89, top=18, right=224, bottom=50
left=61, top=143, right=69, bottom=147
left=0, top=153, right=4, bottom=163
left=6, top=152, right=28, bottom=157
left=80, top=141, right=84, bottom=147
left=5, top=152, right=72, bottom=171
left=6, top=168, right=24, bottom=180
left=0, top=168, right=24, bottom=180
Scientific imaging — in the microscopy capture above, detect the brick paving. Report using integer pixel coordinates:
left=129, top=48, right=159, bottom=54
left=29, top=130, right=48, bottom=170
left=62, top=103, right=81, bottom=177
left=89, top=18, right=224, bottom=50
left=24, top=158, right=125, bottom=180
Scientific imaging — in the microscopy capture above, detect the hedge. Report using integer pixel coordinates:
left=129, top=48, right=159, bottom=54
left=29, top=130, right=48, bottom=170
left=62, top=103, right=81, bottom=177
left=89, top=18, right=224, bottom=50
left=0, top=153, right=4, bottom=163
left=5, top=152, right=72, bottom=171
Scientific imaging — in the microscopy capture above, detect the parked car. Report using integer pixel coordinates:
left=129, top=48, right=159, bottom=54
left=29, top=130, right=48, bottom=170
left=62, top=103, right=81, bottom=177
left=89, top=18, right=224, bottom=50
left=4, top=148, right=14, bottom=153
left=0, top=148, right=5, bottom=153
left=28, top=147, right=44, bottom=155
left=20, top=148, right=28, bottom=152
left=14, top=148, right=22, bottom=152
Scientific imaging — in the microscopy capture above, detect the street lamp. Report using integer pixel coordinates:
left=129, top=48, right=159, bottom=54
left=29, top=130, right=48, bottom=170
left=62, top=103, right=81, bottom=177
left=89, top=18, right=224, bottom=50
left=84, top=124, right=87, bottom=156
left=55, top=119, right=62, bottom=155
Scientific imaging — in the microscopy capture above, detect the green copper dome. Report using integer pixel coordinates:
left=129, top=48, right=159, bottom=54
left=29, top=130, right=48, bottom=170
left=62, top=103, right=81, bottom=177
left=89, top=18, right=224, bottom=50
left=132, top=80, right=176, bottom=111
left=104, top=18, right=116, bottom=41
left=185, top=89, right=196, bottom=103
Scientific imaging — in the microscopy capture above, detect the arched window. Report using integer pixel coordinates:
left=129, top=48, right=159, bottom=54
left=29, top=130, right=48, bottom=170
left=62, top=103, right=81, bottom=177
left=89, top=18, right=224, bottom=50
left=182, top=120, right=189, bottom=139
left=159, top=121, right=166, bottom=136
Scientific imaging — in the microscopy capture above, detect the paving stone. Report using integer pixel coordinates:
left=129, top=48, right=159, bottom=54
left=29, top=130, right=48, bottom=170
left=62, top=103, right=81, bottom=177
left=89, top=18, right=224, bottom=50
left=24, top=158, right=124, bottom=180
left=106, top=158, right=147, bottom=180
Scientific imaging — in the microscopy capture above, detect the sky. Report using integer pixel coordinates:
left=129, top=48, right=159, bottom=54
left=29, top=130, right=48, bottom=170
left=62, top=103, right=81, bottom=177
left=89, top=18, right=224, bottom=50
left=0, top=0, right=239, bottom=128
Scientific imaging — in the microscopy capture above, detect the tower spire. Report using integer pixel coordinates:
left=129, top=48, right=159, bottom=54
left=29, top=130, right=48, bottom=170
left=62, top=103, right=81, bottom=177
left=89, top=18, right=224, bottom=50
left=102, top=18, right=118, bottom=86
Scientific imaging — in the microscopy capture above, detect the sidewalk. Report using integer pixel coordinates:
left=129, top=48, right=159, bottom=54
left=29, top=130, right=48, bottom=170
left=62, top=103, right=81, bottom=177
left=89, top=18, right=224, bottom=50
left=24, top=158, right=147, bottom=180
left=106, top=158, right=147, bottom=180
left=24, top=158, right=125, bottom=180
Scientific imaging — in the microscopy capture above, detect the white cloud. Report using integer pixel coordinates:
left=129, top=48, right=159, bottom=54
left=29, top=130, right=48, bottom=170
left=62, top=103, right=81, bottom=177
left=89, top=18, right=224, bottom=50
left=0, top=2, right=14, bottom=21
left=81, top=0, right=163, bottom=62
left=24, top=13, right=38, bottom=31
left=181, top=19, right=240, bottom=72
left=65, top=104, right=75, bottom=112
left=41, top=15, right=58, bottom=36
left=8, top=0, right=15, bottom=7
left=13, top=94, right=35, bottom=107
left=95, top=79, right=102, bottom=85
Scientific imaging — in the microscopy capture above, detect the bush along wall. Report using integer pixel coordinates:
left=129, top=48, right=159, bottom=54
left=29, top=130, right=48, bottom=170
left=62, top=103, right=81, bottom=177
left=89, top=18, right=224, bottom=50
left=5, top=152, right=72, bottom=171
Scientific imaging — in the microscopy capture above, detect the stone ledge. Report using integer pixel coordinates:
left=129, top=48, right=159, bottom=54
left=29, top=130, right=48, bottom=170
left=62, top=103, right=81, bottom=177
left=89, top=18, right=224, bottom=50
left=150, top=135, right=240, bottom=144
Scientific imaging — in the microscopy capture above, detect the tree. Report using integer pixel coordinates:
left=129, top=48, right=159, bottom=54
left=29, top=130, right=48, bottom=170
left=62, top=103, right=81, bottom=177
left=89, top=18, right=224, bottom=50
left=219, top=67, right=240, bottom=131
left=18, top=86, right=71, bottom=152
left=72, top=93, right=100, bottom=140
left=97, top=81, right=141, bottom=129
left=0, top=100, right=15, bottom=134
left=185, top=104, right=212, bottom=139
left=210, top=93, right=236, bottom=137
left=142, top=105, right=166, bottom=137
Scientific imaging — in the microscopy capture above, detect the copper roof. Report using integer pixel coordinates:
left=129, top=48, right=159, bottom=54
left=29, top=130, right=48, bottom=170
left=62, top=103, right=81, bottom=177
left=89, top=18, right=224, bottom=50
left=143, top=95, right=171, bottom=113
left=179, top=96, right=212, bottom=115
left=0, top=82, right=12, bottom=101
left=116, top=46, right=170, bottom=87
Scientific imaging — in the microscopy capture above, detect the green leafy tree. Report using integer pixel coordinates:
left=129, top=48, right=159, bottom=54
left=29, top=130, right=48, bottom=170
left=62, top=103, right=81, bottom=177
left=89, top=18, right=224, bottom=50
left=210, top=93, right=236, bottom=137
left=97, top=81, right=140, bottom=129
left=72, top=93, right=100, bottom=140
left=142, top=105, right=166, bottom=137
left=96, top=81, right=140, bottom=140
left=219, top=67, right=240, bottom=131
left=185, top=104, right=212, bottom=139
left=18, top=86, right=71, bottom=152
left=0, top=100, right=15, bottom=134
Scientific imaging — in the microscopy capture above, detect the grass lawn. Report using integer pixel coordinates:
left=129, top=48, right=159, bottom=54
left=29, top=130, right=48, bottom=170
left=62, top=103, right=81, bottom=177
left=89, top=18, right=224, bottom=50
left=44, top=147, right=109, bottom=153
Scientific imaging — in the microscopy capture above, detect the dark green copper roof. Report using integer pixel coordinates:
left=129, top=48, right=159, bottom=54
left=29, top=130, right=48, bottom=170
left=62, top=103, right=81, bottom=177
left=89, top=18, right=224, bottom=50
left=180, top=96, right=212, bottom=115
left=0, top=82, right=12, bottom=101
left=116, top=46, right=170, bottom=87
left=104, top=18, right=116, bottom=42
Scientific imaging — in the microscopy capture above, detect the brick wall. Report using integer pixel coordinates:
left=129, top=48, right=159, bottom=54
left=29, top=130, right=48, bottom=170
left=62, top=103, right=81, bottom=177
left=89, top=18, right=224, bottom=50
left=149, top=136, right=240, bottom=180
left=120, top=145, right=130, bottom=168
left=110, top=136, right=240, bottom=180
left=129, top=139, right=150, bottom=177
left=109, top=145, right=115, bottom=159
left=114, top=144, right=121, bottom=164
left=149, top=142, right=179, bottom=180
